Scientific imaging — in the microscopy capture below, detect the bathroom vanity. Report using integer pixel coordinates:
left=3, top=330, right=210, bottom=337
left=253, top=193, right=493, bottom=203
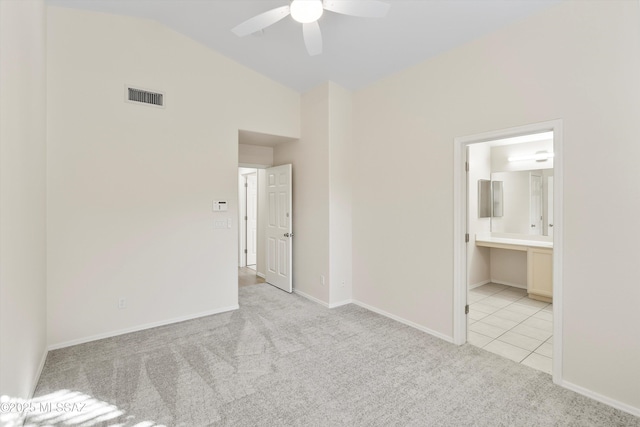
left=475, top=234, right=553, bottom=302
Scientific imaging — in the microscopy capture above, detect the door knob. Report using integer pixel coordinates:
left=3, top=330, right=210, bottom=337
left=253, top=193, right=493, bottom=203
left=284, top=233, right=294, bottom=238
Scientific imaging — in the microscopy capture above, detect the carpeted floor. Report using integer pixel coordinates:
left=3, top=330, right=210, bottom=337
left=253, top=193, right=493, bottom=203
left=19, top=283, right=640, bottom=426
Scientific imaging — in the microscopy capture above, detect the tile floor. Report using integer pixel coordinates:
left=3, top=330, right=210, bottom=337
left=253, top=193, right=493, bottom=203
left=468, top=283, right=553, bottom=374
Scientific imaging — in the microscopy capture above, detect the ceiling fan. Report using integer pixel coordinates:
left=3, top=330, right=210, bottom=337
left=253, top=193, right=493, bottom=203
left=231, top=0, right=390, bottom=56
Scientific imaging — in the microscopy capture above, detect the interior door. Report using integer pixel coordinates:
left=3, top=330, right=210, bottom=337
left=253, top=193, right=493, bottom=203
left=265, top=164, right=293, bottom=293
left=246, top=173, right=258, bottom=266
left=530, top=174, right=542, bottom=235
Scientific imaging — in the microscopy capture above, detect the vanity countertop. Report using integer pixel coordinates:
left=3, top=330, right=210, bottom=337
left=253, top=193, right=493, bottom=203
left=475, top=235, right=553, bottom=250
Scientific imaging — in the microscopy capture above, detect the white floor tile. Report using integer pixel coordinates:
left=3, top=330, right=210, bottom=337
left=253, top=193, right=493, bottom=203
left=481, top=296, right=513, bottom=309
left=521, top=353, right=552, bottom=374
left=532, top=310, right=553, bottom=322
left=468, top=293, right=487, bottom=304
left=483, top=340, right=530, bottom=363
left=502, top=303, right=540, bottom=316
left=492, top=308, right=530, bottom=323
left=470, top=302, right=500, bottom=315
left=469, top=322, right=507, bottom=339
left=514, top=298, right=549, bottom=309
left=522, top=317, right=553, bottom=333
left=467, top=331, right=493, bottom=348
left=512, top=323, right=552, bottom=341
left=469, top=283, right=554, bottom=373
left=468, top=310, right=489, bottom=321
left=479, top=315, right=519, bottom=330
left=497, top=331, right=543, bottom=351
left=534, top=341, right=553, bottom=358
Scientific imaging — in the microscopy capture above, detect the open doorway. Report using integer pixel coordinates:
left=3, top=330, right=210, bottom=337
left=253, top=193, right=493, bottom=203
left=453, top=120, right=563, bottom=383
left=238, top=167, right=265, bottom=288
left=239, top=168, right=258, bottom=270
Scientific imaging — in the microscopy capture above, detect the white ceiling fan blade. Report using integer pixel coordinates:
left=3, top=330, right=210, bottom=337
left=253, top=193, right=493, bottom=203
left=231, top=5, right=291, bottom=37
left=303, top=21, right=322, bottom=56
left=323, top=0, right=390, bottom=18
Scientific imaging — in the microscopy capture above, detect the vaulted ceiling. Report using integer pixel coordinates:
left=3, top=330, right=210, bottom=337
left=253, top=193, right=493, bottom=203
left=48, top=0, right=562, bottom=93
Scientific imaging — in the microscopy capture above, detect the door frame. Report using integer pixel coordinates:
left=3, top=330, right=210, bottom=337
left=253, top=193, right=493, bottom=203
left=453, top=119, right=564, bottom=384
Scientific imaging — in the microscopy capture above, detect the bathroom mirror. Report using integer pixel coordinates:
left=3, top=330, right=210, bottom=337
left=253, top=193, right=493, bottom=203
left=478, top=179, right=503, bottom=219
left=478, top=180, right=491, bottom=218
left=490, top=169, right=553, bottom=236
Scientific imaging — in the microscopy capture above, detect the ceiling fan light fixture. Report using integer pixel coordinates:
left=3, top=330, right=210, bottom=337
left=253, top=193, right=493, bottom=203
left=290, top=0, right=324, bottom=24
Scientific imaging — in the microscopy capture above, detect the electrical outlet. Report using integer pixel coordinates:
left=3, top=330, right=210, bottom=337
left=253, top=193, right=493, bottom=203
left=118, top=298, right=126, bottom=309
left=320, top=275, right=325, bottom=286
left=341, top=280, right=345, bottom=288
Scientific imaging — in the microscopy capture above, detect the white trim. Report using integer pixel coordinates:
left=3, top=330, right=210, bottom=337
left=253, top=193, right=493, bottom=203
left=560, top=380, right=640, bottom=418
left=48, top=305, right=239, bottom=350
left=490, top=280, right=527, bottom=289
left=29, top=349, right=48, bottom=398
left=238, top=163, right=270, bottom=169
left=256, top=271, right=266, bottom=279
left=352, top=300, right=454, bottom=344
left=453, top=120, right=564, bottom=384
left=468, top=280, right=491, bottom=290
left=328, top=299, right=353, bottom=309
left=293, top=289, right=330, bottom=308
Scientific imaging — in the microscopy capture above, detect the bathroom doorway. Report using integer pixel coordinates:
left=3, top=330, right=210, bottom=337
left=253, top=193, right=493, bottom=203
left=453, top=120, right=563, bottom=383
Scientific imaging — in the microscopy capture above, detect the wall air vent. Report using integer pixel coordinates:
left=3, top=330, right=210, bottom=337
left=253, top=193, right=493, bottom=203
left=125, top=86, right=165, bottom=108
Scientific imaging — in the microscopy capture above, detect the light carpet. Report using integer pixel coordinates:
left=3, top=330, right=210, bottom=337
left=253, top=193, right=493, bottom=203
left=21, top=283, right=640, bottom=426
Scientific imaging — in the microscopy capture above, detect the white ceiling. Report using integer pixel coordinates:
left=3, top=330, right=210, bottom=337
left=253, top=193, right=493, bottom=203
left=47, top=0, right=562, bottom=93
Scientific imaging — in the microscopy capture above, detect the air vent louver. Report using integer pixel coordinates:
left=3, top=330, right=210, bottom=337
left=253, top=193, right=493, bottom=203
left=127, top=87, right=164, bottom=107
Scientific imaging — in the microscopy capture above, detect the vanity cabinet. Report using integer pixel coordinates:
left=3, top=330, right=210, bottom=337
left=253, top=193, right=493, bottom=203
left=527, top=248, right=553, bottom=302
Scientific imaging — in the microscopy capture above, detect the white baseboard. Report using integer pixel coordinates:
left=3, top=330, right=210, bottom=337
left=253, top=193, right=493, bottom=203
left=329, top=299, right=353, bottom=308
left=468, top=280, right=491, bottom=290
left=48, top=305, right=239, bottom=351
left=293, top=288, right=329, bottom=308
left=351, top=300, right=454, bottom=344
left=29, top=349, right=48, bottom=398
left=256, top=272, right=266, bottom=279
left=490, top=279, right=527, bottom=289
left=560, top=379, right=640, bottom=417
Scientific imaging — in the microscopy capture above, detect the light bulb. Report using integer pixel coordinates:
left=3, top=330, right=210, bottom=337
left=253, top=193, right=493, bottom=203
left=290, top=0, right=324, bottom=24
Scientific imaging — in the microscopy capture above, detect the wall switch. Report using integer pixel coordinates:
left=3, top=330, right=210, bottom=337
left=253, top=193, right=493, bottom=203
left=118, top=298, right=126, bottom=309
left=320, top=275, right=325, bottom=286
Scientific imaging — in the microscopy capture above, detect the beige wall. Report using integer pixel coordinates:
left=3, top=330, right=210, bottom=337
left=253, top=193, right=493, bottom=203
left=274, top=82, right=353, bottom=306
left=239, top=144, right=273, bottom=167
left=274, top=85, right=330, bottom=303
left=46, top=7, right=299, bottom=347
left=352, top=0, right=640, bottom=410
left=0, top=0, right=48, bottom=398
left=328, top=83, right=353, bottom=306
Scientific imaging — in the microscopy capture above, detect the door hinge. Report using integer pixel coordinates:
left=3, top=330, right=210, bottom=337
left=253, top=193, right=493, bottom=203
left=244, top=249, right=247, bottom=254
left=465, top=304, right=469, bottom=315
left=465, top=161, right=469, bottom=172
left=245, top=183, right=248, bottom=188
left=465, top=233, right=469, bottom=243
left=245, top=216, right=248, bottom=221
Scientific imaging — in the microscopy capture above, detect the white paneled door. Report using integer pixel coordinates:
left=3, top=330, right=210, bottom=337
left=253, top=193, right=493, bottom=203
left=265, top=164, right=292, bottom=293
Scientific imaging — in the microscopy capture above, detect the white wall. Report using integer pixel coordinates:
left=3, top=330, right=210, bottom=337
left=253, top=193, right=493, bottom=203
left=328, top=83, right=353, bottom=306
left=467, top=144, right=491, bottom=287
left=239, top=143, right=273, bottom=167
left=274, top=85, right=330, bottom=303
left=46, top=7, right=299, bottom=347
left=0, top=0, right=48, bottom=398
left=352, top=0, right=640, bottom=411
left=273, top=82, right=353, bottom=306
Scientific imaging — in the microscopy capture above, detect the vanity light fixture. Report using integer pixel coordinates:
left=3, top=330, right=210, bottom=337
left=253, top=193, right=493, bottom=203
left=508, top=151, right=555, bottom=162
